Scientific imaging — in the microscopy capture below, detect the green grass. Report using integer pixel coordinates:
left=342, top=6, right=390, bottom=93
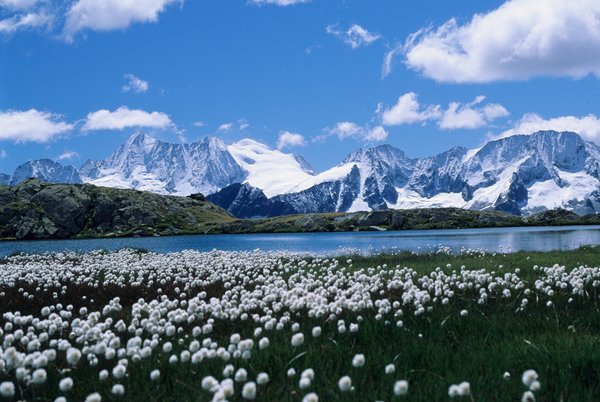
left=3, top=247, right=600, bottom=401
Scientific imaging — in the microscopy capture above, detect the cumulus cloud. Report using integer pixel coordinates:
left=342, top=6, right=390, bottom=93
left=57, top=150, right=80, bottom=161
left=0, top=0, right=38, bottom=10
left=82, top=106, right=172, bottom=131
left=277, top=131, right=306, bottom=149
left=401, top=0, right=600, bottom=83
left=364, top=125, right=388, bottom=141
left=439, top=96, right=509, bottom=130
left=380, top=92, right=441, bottom=126
left=379, top=93, right=508, bottom=130
left=0, top=109, right=73, bottom=143
left=496, top=113, right=600, bottom=143
left=249, top=0, right=309, bottom=6
left=122, top=74, right=149, bottom=93
left=327, top=121, right=363, bottom=140
left=326, top=23, right=381, bottom=49
left=63, top=0, right=182, bottom=40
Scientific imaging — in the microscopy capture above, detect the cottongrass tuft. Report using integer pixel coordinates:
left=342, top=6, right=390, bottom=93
left=338, top=376, right=352, bottom=392
left=242, top=381, right=257, bottom=400
left=394, top=380, right=409, bottom=396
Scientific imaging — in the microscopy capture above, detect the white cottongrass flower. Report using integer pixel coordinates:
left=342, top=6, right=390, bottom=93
left=301, top=369, right=315, bottom=380
left=311, top=326, right=322, bottom=337
left=235, top=368, right=248, bottom=382
left=201, top=376, right=219, bottom=391
left=257, top=372, right=269, bottom=385
left=0, top=382, right=15, bottom=398
left=503, top=371, right=511, bottom=380
left=111, top=384, right=125, bottom=396
left=352, top=354, right=365, bottom=368
left=59, top=377, right=74, bottom=392
left=338, top=376, right=352, bottom=392
left=259, top=337, right=270, bottom=350
left=394, top=380, right=409, bottom=396
left=448, top=381, right=470, bottom=397
left=150, top=369, right=160, bottom=381
left=299, top=377, right=311, bottom=389
left=66, top=348, right=82, bottom=365
left=287, top=368, right=296, bottom=377
left=460, top=309, right=469, bottom=317
left=242, top=381, right=257, bottom=400
left=291, top=333, right=305, bottom=347
left=112, top=364, right=127, bottom=379
left=530, top=380, right=541, bottom=391
left=302, top=392, right=319, bottom=402
left=31, top=368, right=47, bottom=384
left=385, top=364, right=395, bottom=374
left=521, top=390, right=536, bottom=402
left=522, top=370, right=539, bottom=388
left=85, top=393, right=102, bottom=402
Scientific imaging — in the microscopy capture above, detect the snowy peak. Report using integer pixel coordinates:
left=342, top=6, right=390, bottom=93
left=83, top=132, right=245, bottom=195
left=227, top=138, right=315, bottom=198
left=9, top=159, right=82, bottom=186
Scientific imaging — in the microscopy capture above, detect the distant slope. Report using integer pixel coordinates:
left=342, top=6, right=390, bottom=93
left=0, top=179, right=235, bottom=240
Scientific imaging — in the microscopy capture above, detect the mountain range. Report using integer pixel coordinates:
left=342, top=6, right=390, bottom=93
left=2, top=130, right=600, bottom=217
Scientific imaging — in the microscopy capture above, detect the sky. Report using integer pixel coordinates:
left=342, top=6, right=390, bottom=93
left=2, top=0, right=600, bottom=173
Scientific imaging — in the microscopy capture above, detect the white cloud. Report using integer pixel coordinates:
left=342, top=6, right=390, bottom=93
left=327, top=121, right=363, bottom=140
left=379, top=93, right=508, bottom=130
left=364, top=126, right=388, bottom=142
left=57, top=150, right=80, bottom=161
left=326, top=23, right=381, bottom=49
left=249, top=0, right=309, bottom=6
left=0, top=109, right=73, bottom=143
left=439, top=96, right=509, bottom=130
left=322, top=121, right=386, bottom=143
left=402, top=0, right=600, bottom=83
left=380, top=92, right=441, bottom=126
left=0, top=0, right=38, bottom=10
left=238, top=119, right=250, bottom=131
left=216, top=122, right=233, bottom=133
left=64, top=0, right=182, bottom=40
left=0, top=149, right=7, bottom=159
left=277, top=131, right=306, bottom=149
left=122, top=74, right=149, bottom=93
left=382, top=43, right=403, bottom=78
left=496, top=113, right=600, bottom=143
left=193, top=121, right=205, bottom=127
left=82, top=106, right=172, bottom=131
left=0, top=10, right=51, bottom=33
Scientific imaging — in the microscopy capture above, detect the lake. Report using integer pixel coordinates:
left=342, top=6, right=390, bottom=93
left=2, top=225, right=600, bottom=257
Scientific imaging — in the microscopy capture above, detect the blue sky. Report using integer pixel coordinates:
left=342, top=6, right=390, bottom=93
left=2, top=0, right=600, bottom=173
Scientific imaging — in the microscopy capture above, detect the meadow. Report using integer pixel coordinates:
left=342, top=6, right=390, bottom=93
left=1, top=246, right=600, bottom=401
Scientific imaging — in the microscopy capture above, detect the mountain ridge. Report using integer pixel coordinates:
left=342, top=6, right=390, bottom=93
left=3, top=130, right=600, bottom=217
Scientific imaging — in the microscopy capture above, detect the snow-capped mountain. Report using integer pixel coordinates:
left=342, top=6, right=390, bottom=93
left=80, top=133, right=246, bottom=195
left=6, top=130, right=600, bottom=217
left=8, top=159, right=82, bottom=186
left=209, top=131, right=600, bottom=217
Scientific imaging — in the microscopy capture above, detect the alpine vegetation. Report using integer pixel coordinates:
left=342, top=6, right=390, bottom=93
left=0, top=248, right=599, bottom=400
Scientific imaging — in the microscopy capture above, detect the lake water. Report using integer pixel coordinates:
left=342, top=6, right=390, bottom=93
left=2, top=225, right=600, bottom=257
